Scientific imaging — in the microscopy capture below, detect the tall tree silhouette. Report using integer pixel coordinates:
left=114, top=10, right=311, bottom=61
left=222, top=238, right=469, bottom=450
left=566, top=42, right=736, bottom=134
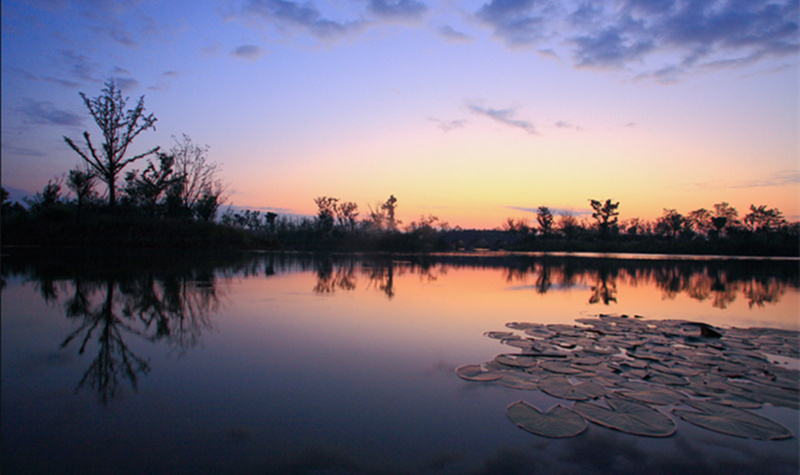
left=63, top=80, right=158, bottom=208
left=589, top=199, right=620, bottom=236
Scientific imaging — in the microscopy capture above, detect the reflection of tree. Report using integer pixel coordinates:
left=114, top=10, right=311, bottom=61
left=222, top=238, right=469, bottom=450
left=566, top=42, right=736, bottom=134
left=60, top=280, right=150, bottom=404
left=313, top=259, right=357, bottom=294
left=743, top=278, right=784, bottom=308
left=54, top=271, right=223, bottom=403
left=589, top=271, right=618, bottom=305
left=365, top=261, right=396, bottom=300
left=534, top=263, right=551, bottom=294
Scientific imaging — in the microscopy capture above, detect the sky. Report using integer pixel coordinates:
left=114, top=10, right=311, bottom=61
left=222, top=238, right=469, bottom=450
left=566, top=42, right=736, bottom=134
left=1, top=0, right=798, bottom=229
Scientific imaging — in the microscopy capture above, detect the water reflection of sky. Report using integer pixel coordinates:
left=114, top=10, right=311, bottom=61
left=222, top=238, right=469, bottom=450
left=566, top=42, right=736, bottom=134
left=1, top=252, right=798, bottom=474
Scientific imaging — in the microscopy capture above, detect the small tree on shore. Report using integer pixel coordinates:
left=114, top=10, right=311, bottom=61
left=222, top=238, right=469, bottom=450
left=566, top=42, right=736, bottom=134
left=537, top=206, right=554, bottom=236
left=589, top=199, right=619, bottom=236
left=63, top=80, right=158, bottom=208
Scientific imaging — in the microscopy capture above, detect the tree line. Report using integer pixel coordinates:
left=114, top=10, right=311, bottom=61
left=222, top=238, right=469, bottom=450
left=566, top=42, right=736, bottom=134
left=1, top=81, right=797, bottom=255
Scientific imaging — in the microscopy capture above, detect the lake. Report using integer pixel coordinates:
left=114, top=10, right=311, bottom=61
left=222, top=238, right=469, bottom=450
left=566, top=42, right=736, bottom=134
left=2, top=249, right=798, bottom=474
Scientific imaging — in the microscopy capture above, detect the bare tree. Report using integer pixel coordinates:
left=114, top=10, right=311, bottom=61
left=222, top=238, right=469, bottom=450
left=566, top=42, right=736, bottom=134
left=63, top=80, right=158, bottom=207
left=169, top=134, right=225, bottom=211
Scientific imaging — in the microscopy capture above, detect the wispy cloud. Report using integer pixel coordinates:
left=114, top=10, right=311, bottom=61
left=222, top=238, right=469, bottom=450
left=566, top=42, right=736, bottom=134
left=472, top=0, right=799, bottom=80
left=368, top=0, right=428, bottom=22
left=243, top=0, right=365, bottom=39
left=231, top=44, right=265, bottom=60
left=111, top=75, right=140, bottom=92
left=59, top=49, right=98, bottom=83
left=17, top=99, right=83, bottom=127
left=467, top=103, right=537, bottom=134
left=428, top=117, right=467, bottom=132
left=435, top=24, right=473, bottom=43
left=1, top=142, right=46, bottom=157
left=731, top=170, right=800, bottom=189
left=553, top=120, right=582, bottom=131
left=689, top=170, right=800, bottom=191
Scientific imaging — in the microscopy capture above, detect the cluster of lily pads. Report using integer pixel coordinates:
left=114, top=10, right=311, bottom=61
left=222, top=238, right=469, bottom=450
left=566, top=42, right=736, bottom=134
left=457, top=314, right=799, bottom=439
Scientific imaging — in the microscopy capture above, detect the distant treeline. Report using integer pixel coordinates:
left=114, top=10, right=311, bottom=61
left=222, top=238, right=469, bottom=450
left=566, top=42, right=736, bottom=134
left=3, top=80, right=796, bottom=256
left=2, top=187, right=798, bottom=257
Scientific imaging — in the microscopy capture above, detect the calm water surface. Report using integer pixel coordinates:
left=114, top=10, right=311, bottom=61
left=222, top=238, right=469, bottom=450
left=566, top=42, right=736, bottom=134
left=2, top=250, right=798, bottom=474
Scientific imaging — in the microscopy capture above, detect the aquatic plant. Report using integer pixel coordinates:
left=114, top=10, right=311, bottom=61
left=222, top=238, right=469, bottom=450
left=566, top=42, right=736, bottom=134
left=457, top=314, right=799, bottom=439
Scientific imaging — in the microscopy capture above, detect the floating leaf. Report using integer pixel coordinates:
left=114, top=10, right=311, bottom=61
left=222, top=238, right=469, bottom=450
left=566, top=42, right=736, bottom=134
left=614, top=386, right=684, bottom=406
left=506, top=401, right=587, bottom=438
left=539, top=376, right=606, bottom=401
left=728, top=381, right=800, bottom=409
left=672, top=400, right=793, bottom=440
left=540, top=361, right=584, bottom=375
left=485, top=331, right=515, bottom=340
left=649, top=362, right=701, bottom=377
left=495, top=354, right=539, bottom=368
left=573, top=396, right=677, bottom=437
left=455, top=364, right=504, bottom=382
left=497, top=371, right=540, bottom=390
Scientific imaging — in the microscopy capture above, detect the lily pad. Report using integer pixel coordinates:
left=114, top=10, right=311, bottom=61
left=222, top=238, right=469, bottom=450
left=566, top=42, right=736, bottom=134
left=485, top=331, right=516, bottom=340
left=540, top=361, right=584, bottom=375
left=497, top=371, right=540, bottom=390
left=539, top=376, right=606, bottom=401
left=455, top=364, right=504, bottom=382
left=573, top=396, right=677, bottom=437
left=506, top=401, right=587, bottom=438
left=672, top=400, right=793, bottom=440
left=614, top=386, right=684, bottom=406
left=495, top=354, right=539, bottom=368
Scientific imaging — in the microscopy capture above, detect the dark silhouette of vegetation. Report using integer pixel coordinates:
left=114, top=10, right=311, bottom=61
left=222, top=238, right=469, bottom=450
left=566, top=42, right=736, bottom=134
left=590, top=198, right=620, bottom=237
left=63, top=80, right=159, bottom=208
left=1, top=79, right=797, bottom=255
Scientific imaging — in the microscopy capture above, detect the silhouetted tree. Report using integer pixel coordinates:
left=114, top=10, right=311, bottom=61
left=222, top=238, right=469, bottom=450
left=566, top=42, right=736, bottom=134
left=656, top=209, right=687, bottom=239
left=381, top=195, right=398, bottom=231
left=335, top=201, right=359, bottom=233
left=123, top=153, right=182, bottom=215
left=503, top=217, right=530, bottom=233
left=63, top=80, right=158, bottom=208
left=589, top=199, right=619, bottom=236
left=66, top=167, right=98, bottom=215
left=537, top=206, right=554, bottom=236
left=687, top=208, right=713, bottom=237
left=744, top=205, right=785, bottom=232
left=169, top=134, right=226, bottom=215
left=314, top=196, right=338, bottom=234
left=712, top=202, right=739, bottom=235
left=25, top=177, right=64, bottom=213
left=558, top=212, right=581, bottom=240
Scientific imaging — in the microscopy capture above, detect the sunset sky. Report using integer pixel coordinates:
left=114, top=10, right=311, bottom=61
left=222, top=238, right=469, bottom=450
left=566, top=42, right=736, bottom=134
left=2, top=0, right=798, bottom=229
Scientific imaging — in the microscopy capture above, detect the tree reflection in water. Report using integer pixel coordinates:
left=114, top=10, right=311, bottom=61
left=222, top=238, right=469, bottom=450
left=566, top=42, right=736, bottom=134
left=3, top=251, right=797, bottom=404
left=309, top=254, right=796, bottom=310
left=3, top=249, right=237, bottom=404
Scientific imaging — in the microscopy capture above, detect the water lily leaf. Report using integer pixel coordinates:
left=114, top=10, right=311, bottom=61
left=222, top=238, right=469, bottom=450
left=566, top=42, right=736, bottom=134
left=573, top=355, right=605, bottom=366
left=614, top=386, right=684, bottom=406
left=497, top=371, right=540, bottom=390
left=485, top=331, right=516, bottom=340
left=649, top=362, right=701, bottom=377
left=645, top=373, right=689, bottom=386
left=455, top=364, right=504, bottom=382
left=672, top=400, right=793, bottom=440
left=539, top=376, right=606, bottom=401
left=573, top=396, right=677, bottom=437
left=540, top=361, right=584, bottom=375
left=495, top=354, right=539, bottom=368
left=506, top=401, right=587, bottom=438
left=728, top=381, right=800, bottom=409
